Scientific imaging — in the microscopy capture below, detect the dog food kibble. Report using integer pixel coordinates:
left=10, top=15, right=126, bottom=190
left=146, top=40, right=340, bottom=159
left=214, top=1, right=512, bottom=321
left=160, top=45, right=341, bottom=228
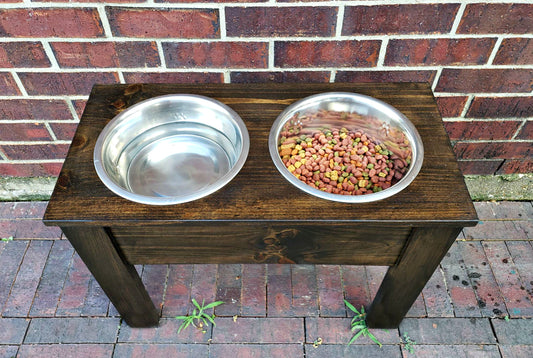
left=278, top=110, right=412, bottom=196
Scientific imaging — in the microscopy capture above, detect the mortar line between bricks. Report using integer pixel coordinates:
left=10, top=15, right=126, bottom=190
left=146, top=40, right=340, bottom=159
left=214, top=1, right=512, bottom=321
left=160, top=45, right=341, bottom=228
left=159, top=264, right=171, bottom=317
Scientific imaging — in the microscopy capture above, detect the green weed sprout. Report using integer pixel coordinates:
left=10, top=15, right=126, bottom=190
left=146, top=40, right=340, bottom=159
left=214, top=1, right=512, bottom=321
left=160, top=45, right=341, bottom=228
left=175, top=299, right=224, bottom=334
left=344, top=299, right=382, bottom=347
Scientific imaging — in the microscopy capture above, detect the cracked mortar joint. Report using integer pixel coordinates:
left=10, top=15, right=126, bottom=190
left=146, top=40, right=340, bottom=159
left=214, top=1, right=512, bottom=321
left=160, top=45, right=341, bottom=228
left=0, top=174, right=532, bottom=202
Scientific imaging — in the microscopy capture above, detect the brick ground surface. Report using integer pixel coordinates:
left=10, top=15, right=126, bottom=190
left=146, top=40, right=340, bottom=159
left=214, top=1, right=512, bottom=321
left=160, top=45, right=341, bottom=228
left=0, top=201, right=532, bottom=357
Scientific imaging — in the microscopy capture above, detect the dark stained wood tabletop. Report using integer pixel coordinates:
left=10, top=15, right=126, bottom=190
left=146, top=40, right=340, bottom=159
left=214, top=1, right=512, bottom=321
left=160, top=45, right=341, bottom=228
left=44, top=82, right=478, bottom=226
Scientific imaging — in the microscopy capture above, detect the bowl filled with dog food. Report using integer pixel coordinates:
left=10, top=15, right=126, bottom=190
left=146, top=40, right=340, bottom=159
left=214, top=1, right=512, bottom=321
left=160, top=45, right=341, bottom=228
left=268, top=92, right=424, bottom=203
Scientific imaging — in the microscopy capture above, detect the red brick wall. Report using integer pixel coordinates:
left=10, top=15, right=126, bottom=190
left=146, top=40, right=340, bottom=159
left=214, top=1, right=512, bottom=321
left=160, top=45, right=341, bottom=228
left=0, top=1, right=531, bottom=177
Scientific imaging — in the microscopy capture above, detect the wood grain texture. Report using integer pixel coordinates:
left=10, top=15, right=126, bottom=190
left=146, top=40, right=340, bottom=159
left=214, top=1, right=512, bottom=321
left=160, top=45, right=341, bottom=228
left=61, top=226, right=159, bottom=327
left=112, top=223, right=410, bottom=265
left=366, top=226, right=463, bottom=328
left=43, top=83, right=478, bottom=226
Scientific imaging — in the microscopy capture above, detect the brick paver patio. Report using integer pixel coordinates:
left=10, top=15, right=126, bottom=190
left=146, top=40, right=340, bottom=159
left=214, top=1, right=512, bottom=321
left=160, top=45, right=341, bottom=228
left=0, top=201, right=532, bottom=357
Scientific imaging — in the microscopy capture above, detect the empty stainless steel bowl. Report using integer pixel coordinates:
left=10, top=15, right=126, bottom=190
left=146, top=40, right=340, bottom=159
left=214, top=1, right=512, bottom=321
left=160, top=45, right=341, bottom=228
left=94, top=94, right=249, bottom=205
left=269, top=92, right=424, bottom=203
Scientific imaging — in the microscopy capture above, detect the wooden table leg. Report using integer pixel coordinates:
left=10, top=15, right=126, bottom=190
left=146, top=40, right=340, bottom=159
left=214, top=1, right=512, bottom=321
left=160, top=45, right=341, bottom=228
left=61, top=226, right=159, bottom=327
left=366, top=227, right=462, bottom=328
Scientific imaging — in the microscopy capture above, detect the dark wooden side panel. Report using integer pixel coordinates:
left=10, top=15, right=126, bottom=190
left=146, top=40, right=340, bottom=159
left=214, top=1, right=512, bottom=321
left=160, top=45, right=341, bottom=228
left=61, top=226, right=159, bottom=327
left=366, top=226, right=462, bottom=328
left=112, top=223, right=410, bottom=265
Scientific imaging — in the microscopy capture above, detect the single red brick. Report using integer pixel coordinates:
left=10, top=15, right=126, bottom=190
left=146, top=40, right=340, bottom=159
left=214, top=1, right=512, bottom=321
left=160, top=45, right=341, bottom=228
left=464, top=221, right=527, bottom=241
left=19, top=72, right=119, bottom=95
left=0, top=123, right=53, bottom=141
left=453, top=141, right=532, bottom=160
left=342, top=4, right=460, bottom=35
left=457, top=3, right=533, bottom=34
left=0, top=8, right=104, bottom=37
left=0, top=42, right=50, bottom=68
left=212, top=317, right=304, bottom=343
left=436, top=69, right=533, bottom=93
left=336, top=70, right=436, bottom=84
left=1, top=143, right=70, bottom=160
left=0, top=72, right=21, bottom=95
left=496, top=159, right=533, bottom=175
left=190, top=264, right=217, bottom=308
left=436, top=96, right=468, bottom=118
left=493, top=38, right=533, bottom=65
left=291, top=265, right=319, bottom=316
left=305, top=317, right=398, bottom=344
left=161, top=264, right=193, bottom=317
left=467, top=97, right=533, bottom=118
left=56, top=253, right=91, bottom=317
left=457, top=160, right=503, bottom=175
left=477, top=202, right=532, bottom=221
left=142, top=265, right=168, bottom=314
left=385, top=38, right=496, bottom=66
left=275, top=40, right=380, bottom=68
left=267, top=265, right=293, bottom=317
left=441, top=243, right=480, bottom=317
left=226, top=7, right=337, bottom=37
left=505, top=241, right=533, bottom=308
left=163, top=42, right=267, bottom=68
left=0, top=99, right=72, bottom=120
left=209, top=344, right=302, bottom=358
left=316, top=265, right=345, bottom=317
left=49, top=122, right=78, bottom=141
left=341, top=265, right=370, bottom=311
left=0, top=162, right=62, bottom=177
left=444, top=121, right=522, bottom=140
left=422, top=267, right=454, bottom=317
left=241, top=264, right=266, bottom=317
left=231, top=71, right=330, bottom=83
left=17, top=344, right=114, bottom=358
left=516, top=120, right=533, bottom=140
left=2, top=240, right=52, bottom=317
left=107, top=7, right=219, bottom=38
left=0, top=202, right=48, bottom=219
left=215, top=264, right=242, bottom=316
left=114, top=344, right=208, bottom=357
left=52, top=41, right=160, bottom=68
left=124, top=72, right=224, bottom=84
left=483, top=241, right=533, bottom=317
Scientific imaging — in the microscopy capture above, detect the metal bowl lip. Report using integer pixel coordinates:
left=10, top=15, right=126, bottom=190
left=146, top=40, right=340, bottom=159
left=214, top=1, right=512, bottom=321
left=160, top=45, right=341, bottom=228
left=94, top=93, right=250, bottom=205
left=268, top=91, right=424, bottom=203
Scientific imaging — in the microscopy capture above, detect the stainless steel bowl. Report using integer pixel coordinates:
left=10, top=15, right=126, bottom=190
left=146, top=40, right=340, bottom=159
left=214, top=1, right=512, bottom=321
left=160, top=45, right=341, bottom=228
left=269, top=92, right=424, bottom=203
left=94, top=94, right=249, bottom=205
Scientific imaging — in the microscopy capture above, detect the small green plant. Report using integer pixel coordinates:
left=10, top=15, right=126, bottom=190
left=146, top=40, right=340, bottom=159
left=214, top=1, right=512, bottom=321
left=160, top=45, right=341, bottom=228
left=344, top=299, right=382, bottom=347
left=1, top=236, right=13, bottom=242
left=175, top=299, right=224, bottom=334
left=402, top=332, right=416, bottom=354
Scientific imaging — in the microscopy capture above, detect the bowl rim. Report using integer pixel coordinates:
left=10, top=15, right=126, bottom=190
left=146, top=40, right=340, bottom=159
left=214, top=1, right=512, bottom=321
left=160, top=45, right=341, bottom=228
left=94, top=93, right=250, bottom=205
left=268, top=91, right=424, bottom=203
